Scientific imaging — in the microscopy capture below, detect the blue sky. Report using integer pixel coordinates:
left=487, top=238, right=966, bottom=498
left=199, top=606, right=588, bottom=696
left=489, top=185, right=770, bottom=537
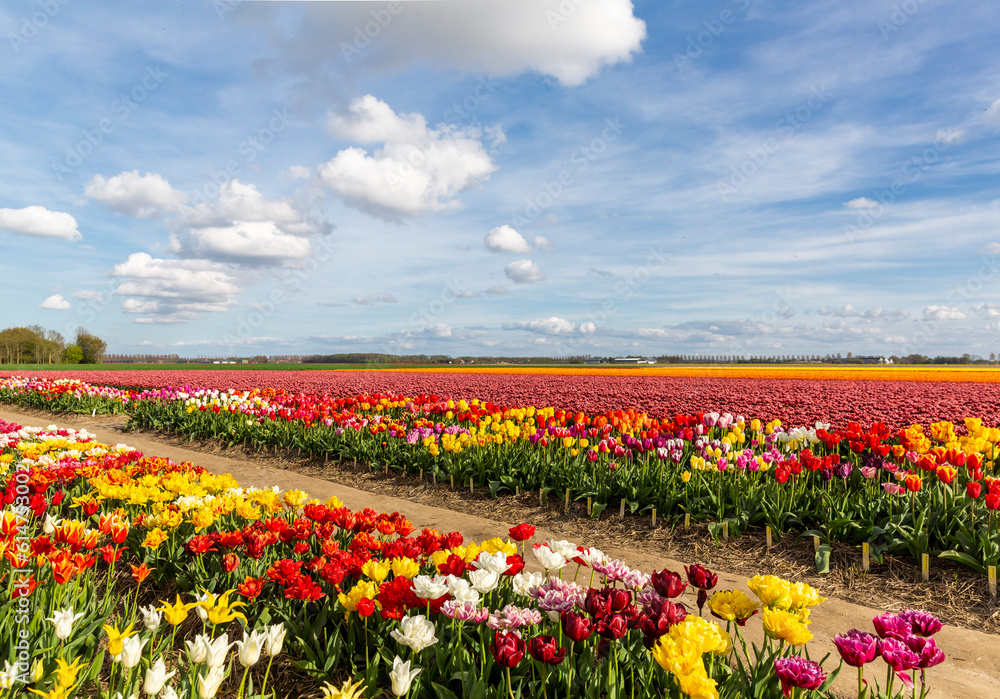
left=2, top=0, right=999, bottom=358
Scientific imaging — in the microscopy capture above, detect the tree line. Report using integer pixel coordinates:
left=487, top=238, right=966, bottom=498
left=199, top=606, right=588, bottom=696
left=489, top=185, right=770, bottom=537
left=0, top=326, right=107, bottom=365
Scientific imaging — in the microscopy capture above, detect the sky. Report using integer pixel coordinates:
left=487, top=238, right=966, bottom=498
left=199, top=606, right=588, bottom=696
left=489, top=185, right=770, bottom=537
left=2, top=0, right=999, bottom=359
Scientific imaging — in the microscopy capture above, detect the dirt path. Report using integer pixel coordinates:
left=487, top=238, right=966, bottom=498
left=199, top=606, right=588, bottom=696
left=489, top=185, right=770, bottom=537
left=3, top=407, right=998, bottom=699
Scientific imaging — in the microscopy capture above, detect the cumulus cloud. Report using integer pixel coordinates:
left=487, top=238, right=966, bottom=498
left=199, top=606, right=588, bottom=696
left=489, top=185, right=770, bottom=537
left=484, top=225, right=531, bottom=253
left=503, top=317, right=577, bottom=335
left=484, top=284, right=508, bottom=295
left=87, top=172, right=331, bottom=267
left=85, top=171, right=187, bottom=218
left=843, top=197, right=879, bottom=209
left=504, top=259, right=545, bottom=284
left=73, top=290, right=106, bottom=301
left=171, top=220, right=314, bottom=265
left=0, top=206, right=80, bottom=240
left=533, top=235, right=555, bottom=251
left=38, top=294, right=71, bottom=310
left=110, top=252, right=242, bottom=323
left=266, top=0, right=645, bottom=87
left=922, top=305, right=966, bottom=321
left=319, top=95, right=498, bottom=220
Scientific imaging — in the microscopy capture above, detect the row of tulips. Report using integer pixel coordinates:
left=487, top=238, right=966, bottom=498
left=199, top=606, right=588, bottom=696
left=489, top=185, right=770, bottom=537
left=1, top=376, right=999, bottom=574
left=0, top=417, right=948, bottom=699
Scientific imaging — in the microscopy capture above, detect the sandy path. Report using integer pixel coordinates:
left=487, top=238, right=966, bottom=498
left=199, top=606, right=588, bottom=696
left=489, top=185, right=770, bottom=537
left=2, top=407, right=998, bottom=699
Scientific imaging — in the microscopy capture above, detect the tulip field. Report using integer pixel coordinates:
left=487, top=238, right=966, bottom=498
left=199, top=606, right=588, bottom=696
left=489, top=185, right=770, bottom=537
left=1, top=371, right=999, bottom=578
left=0, top=416, right=952, bottom=699
left=4, top=365, right=1000, bottom=430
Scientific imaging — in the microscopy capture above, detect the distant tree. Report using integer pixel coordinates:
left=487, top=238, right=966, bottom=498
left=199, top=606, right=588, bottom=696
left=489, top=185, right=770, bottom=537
left=63, top=344, right=83, bottom=364
left=75, top=328, right=107, bottom=364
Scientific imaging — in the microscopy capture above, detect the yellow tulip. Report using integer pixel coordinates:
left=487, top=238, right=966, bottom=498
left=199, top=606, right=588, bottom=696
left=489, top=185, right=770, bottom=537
left=102, top=621, right=136, bottom=656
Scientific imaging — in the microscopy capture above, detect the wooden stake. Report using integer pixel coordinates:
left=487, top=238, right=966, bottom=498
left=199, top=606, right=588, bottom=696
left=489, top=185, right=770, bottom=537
left=419, top=469, right=423, bottom=481
left=685, top=513, right=691, bottom=530
left=449, top=475, right=455, bottom=490
left=722, top=522, right=729, bottom=541
left=989, top=565, right=997, bottom=599
left=540, top=489, right=545, bottom=506
left=766, top=526, right=773, bottom=549
left=515, top=485, right=519, bottom=496
left=619, top=499, right=625, bottom=518
left=813, top=535, right=820, bottom=553
left=651, top=508, right=657, bottom=527
left=469, top=478, right=474, bottom=494
left=432, top=472, right=437, bottom=486
left=862, top=542, right=870, bottom=572
left=565, top=488, right=570, bottom=511
left=587, top=497, right=592, bottom=516
left=921, top=553, right=929, bottom=582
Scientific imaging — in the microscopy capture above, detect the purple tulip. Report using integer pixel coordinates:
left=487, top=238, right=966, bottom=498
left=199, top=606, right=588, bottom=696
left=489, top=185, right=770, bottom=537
left=880, top=637, right=921, bottom=673
left=834, top=629, right=880, bottom=667
left=773, top=657, right=826, bottom=698
left=872, top=612, right=912, bottom=640
left=898, top=609, right=942, bottom=637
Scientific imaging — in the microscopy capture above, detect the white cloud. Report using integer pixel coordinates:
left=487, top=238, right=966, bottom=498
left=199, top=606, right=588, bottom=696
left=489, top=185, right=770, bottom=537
left=505, top=259, right=545, bottom=284
left=843, top=197, right=879, bottom=209
left=270, top=0, right=645, bottom=86
left=922, top=305, right=966, bottom=321
left=85, top=171, right=187, bottom=218
left=935, top=128, right=964, bottom=145
left=485, top=225, right=531, bottom=253
left=111, top=252, right=242, bottom=323
left=283, top=165, right=311, bottom=180
left=973, top=303, right=1000, bottom=318
left=171, top=221, right=313, bottom=264
left=319, top=95, right=498, bottom=220
left=532, top=235, right=555, bottom=251
left=979, top=242, right=1000, bottom=255
left=38, top=294, right=71, bottom=310
left=0, top=206, right=80, bottom=240
left=984, top=98, right=1000, bottom=129
left=351, top=292, right=398, bottom=305
left=484, top=284, right=508, bottom=295
left=73, top=290, right=106, bottom=301
left=504, top=317, right=577, bottom=335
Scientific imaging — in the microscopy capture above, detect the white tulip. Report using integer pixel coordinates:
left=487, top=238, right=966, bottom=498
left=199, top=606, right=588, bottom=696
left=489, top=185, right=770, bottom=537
left=412, top=574, right=449, bottom=600
left=445, top=577, right=480, bottom=605
left=390, top=656, right=421, bottom=697
left=119, top=636, right=148, bottom=669
left=203, top=634, right=234, bottom=669
left=263, top=623, right=286, bottom=657
left=159, top=686, right=179, bottom=699
left=532, top=545, right=567, bottom=572
left=197, top=666, right=226, bottom=699
left=193, top=591, right=214, bottom=622
left=185, top=635, right=209, bottom=665
left=143, top=658, right=176, bottom=696
left=0, top=661, right=18, bottom=690
left=512, top=571, right=543, bottom=598
left=43, top=514, right=61, bottom=535
left=546, top=539, right=579, bottom=560
left=468, top=568, right=500, bottom=594
left=473, top=551, right=511, bottom=575
left=47, top=607, right=85, bottom=640
left=390, top=614, right=438, bottom=653
left=140, top=604, right=163, bottom=632
left=236, top=629, right=267, bottom=667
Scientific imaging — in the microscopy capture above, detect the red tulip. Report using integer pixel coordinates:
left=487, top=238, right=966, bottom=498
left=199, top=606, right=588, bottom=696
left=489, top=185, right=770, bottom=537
left=527, top=635, right=566, bottom=665
left=491, top=631, right=525, bottom=668
left=508, top=523, right=536, bottom=542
